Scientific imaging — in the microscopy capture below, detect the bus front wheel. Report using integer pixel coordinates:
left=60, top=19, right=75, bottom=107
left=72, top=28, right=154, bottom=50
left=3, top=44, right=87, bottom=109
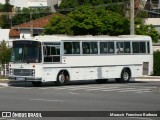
left=56, top=72, right=66, bottom=86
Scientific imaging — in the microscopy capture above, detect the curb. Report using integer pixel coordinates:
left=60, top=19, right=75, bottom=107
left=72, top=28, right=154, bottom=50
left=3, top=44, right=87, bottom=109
left=0, top=79, right=9, bottom=83
left=0, top=83, right=8, bottom=87
left=134, top=78, right=160, bottom=81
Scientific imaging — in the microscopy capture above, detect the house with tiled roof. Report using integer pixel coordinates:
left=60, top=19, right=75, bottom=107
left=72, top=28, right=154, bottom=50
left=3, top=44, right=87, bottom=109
left=9, top=14, right=56, bottom=39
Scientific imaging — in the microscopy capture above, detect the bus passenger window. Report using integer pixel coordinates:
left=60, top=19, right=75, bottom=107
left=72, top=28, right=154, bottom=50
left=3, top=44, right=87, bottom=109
left=64, top=42, right=72, bottom=54
left=100, top=42, right=108, bottom=54
left=124, top=42, right=131, bottom=53
left=72, top=42, right=80, bottom=54
left=140, top=42, right=146, bottom=53
left=132, top=42, right=139, bottom=53
left=90, top=42, right=98, bottom=54
left=64, top=42, right=80, bottom=54
left=108, top=42, right=114, bottom=53
left=82, top=42, right=90, bottom=54
left=147, top=42, right=150, bottom=53
left=116, top=42, right=124, bottom=53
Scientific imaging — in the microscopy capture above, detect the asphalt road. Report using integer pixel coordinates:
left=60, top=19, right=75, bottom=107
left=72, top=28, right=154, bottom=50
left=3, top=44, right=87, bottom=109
left=0, top=80, right=160, bottom=120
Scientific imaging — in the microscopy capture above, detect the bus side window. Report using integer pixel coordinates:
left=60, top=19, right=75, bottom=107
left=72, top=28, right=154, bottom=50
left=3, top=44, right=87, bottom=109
left=72, top=42, right=80, bottom=54
left=116, top=42, right=124, bottom=53
left=64, top=42, right=72, bottom=54
left=140, top=42, right=146, bottom=53
left=124, top=42, right=131, bottom=53
left=100, top=42, right=109, bottom=54
left=132, top=42, right=139, bottom=53
left=43, top=46, right=47, bottom=55
left=147, top=42, right=150, bottom=53
left=82, top=42, right=90, bottom=54
left=90, top=42, right=98, bottom=54
left=108, top=42, right=114, bottom=53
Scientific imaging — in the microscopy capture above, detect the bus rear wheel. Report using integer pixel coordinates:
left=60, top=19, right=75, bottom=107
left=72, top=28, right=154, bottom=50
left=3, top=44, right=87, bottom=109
left=56, top=72, right=66, bottom=86
left=116, top=69, right=131, bottom=83
left=32, top=82, right=42, bottom=87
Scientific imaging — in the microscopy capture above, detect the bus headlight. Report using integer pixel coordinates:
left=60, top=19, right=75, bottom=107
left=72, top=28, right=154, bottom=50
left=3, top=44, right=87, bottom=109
left=9, top=69, right=13, bottom=75
left=32, top=69, right=35, bottom=76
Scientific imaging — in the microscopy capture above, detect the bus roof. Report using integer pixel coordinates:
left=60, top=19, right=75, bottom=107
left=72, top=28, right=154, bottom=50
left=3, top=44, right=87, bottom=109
left=14, top=35, right=152, bottom=42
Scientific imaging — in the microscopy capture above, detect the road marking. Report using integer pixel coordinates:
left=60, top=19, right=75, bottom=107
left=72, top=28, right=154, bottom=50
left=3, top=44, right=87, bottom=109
left=69, top=92, right=80, bottom=95
left=118, top=88, right=151, bottom=92
left=37, top=85, right=154, bottom=94
left=23, top=87, right=32, bottom=89
left=53, top=85, right=93, bottom=89
left=85, top=87, right=120, bottom=91
left=30, top=98, right=64, bottom=102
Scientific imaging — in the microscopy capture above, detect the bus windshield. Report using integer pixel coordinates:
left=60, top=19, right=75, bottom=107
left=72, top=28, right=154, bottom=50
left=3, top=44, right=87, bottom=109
left=11, top=41, right=41, bottom=63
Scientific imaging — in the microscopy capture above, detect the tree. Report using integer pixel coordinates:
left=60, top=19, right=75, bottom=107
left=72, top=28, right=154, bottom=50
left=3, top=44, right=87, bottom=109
left=59, top=0, right=129, bottom=15
left=44, top=5, right=130, bottom=35
left=11, top=7, right=52, bottom=27
left=0, top=40, right=11, bottom=64
left=0, top=0, right=12, bottom=28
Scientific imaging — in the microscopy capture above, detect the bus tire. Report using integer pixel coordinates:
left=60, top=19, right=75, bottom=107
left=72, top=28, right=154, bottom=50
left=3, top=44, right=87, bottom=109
left=95, top=79, right=108, bottom=84
left=120, top=68, right=131, bottom=83
left=56, top=72, right=66, bottom=86
left=32, top=82, right=42, bottom=87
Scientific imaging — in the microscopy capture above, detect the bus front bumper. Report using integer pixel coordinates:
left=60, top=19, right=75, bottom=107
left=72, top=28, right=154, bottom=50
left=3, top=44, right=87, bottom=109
left=8, top=76, right=42, bottom=82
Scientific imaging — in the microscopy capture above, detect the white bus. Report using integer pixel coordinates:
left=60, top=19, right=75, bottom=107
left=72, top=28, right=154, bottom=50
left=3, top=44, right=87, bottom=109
left=8, top=35, right=153, bottom=86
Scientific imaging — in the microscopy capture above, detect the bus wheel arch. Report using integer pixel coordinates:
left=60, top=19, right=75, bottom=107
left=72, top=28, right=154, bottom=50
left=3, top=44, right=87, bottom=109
left=56, top=70, right=70, bottom=86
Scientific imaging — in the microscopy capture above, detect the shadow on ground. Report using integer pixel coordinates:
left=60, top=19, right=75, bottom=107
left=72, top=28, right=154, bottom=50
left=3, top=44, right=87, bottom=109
left=8, top=79, right=146, bottom=88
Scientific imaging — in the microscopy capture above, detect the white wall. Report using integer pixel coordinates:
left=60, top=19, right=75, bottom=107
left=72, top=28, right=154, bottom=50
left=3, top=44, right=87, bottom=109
left=9, top=0, right=48, bottom=8
left=10, top=0, right=28, bottom=8
left=20, top=29, right=31, bottom=39
left=0, top=29, right=10, bottom=41
left=47, top=0, right=60, bottom=12
left=145, top=18, right=160, bottom=34
left=0, top=0, right=5, bottom=4
left=0, top=29, right=12, bottom=47
left=28, top=0, right=47, bottom=8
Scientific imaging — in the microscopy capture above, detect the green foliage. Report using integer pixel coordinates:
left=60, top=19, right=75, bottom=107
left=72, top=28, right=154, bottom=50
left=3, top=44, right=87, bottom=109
left=59, top=0, right=129, bottom=16
left=153, top=51, right=160, bottom=76
left=44, top=6, right=130, bottom=35
left=0, top=1, right=12, bottom=28
left=11, top=8, right=52, bottom=26
left=135, top=19, right=160, bottom=43
left=0, top=40, right=11, bottom=64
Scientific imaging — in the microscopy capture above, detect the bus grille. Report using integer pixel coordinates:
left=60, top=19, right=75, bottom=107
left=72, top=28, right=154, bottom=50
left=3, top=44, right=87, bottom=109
left=13, top=69, right=33, bottom=76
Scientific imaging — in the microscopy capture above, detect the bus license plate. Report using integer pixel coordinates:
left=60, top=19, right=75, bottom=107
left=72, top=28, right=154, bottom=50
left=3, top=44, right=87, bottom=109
left=16, top=77, right=25, bottom=81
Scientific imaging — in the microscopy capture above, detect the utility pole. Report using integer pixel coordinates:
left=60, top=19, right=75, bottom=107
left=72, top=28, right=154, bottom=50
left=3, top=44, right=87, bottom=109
left=130, top=0, right=134, bottom=35
left=30, top=12, right=33, bottom=37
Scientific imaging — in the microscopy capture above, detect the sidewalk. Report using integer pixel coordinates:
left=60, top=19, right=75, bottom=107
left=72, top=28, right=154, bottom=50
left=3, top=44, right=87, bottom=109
left=134, top=75, right=160, bottom=81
